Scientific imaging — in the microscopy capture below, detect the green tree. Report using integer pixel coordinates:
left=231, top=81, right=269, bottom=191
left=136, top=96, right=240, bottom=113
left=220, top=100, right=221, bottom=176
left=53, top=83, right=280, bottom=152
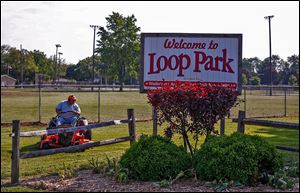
left=241, top=73, right=248, bottom=85
left=66, top=56, right=101, bottom=81
left=277, top=61, right=290, bottom=84
left=22, top=50, right=38, bottom=82
left=257, top=55, right=282, bottom=85
left=1, top=45, right=12, bottom=75
left=1, top=45, right=39, bottom=83
left=242, top=57, right=262, bottom=83
left=288, top=75, right=298, bottom=86
left=96, top=12, right=140, bottom=91
left=249, top=75, right=261, bottom=85
left=2, top=45, right=71, bottom=83
left=287, top=55, right=299, bottom=84
left=30, top=50, right=54, bottom=81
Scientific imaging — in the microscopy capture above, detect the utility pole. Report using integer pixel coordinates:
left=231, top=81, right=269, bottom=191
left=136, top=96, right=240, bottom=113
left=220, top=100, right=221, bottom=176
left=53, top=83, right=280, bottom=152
left=54, top=44, right=61, bottom=83
left=20, top=44, right=23, bottom=87
left=90, top=25, right=100, bottom=84
left=58, top=52, right=63, bottom=82
left=7, top=63, right=9, bottom=75
left=264, top=15, right=274, bottom=96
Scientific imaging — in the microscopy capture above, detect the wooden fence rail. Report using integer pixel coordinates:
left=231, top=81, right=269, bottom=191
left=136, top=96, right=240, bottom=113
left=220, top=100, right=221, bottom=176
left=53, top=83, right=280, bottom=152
left=10, top=119, right=130, bottom=137
left=20, top=136, right=131, bottom=159
left=232, top=118, right=299, bottom=130
left=234, top=110, right=299, bottom=152
left=10, top=109, right=136, bottom=184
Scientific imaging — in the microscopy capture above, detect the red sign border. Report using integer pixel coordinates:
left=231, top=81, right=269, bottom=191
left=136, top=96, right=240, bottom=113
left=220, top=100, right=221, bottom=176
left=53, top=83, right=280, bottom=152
left=140, top=33, right=243, bottom=94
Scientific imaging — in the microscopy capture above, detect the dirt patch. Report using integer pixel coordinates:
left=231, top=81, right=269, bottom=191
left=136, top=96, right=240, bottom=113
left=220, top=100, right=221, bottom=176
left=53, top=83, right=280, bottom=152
left=2, top=170, right=299, bottom=192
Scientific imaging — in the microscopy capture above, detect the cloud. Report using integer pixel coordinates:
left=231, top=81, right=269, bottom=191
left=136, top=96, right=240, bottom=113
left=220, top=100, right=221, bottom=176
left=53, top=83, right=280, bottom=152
left=40, top=1, right=55, bottom=7
left=10, top=14, right=22, bottom=19
left=22, top=8, right=39, bottom=14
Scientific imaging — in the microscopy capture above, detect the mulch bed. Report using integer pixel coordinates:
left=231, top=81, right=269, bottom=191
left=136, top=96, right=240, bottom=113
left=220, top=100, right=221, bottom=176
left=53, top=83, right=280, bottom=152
left=2, top=170, right=299, bottom=192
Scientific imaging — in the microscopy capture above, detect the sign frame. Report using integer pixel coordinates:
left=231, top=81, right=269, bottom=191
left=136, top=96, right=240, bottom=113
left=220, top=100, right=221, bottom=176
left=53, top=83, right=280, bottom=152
left=140, top=33, right=243, bottom=94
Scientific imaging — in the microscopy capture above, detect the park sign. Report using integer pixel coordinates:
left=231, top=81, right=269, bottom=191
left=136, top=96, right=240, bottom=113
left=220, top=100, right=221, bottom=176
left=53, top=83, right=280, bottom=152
left=140, top=33, right=243, bottom=93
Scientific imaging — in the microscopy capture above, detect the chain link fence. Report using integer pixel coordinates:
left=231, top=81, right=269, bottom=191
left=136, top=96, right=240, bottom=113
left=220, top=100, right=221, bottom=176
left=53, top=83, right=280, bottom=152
left=1, top=84, right=299, bottom=124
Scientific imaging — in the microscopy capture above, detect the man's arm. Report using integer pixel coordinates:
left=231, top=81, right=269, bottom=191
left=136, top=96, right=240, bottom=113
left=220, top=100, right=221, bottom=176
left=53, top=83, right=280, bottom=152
left=68, top=105, right=81, bottom=115
left=68, top=110, right=80, bottom=115
left=56, top=109, right=62, bottom=115
left=56, top=102, right=63, bottom=115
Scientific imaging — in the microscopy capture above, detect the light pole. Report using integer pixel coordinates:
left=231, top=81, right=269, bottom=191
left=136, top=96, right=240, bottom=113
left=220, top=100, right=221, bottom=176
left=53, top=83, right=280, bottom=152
left=20, top=44, right=23, bottom=87
left=90, top=25, right=100, bottom=84
left=58, top=52, right=63, bottom=82
left=264, top=15, right=274, bottom=96
left=54, top=44, right=61, bottom=83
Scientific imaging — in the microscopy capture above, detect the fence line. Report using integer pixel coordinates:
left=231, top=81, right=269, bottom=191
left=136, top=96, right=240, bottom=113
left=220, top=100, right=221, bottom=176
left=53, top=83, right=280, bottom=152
left=2, top=84, right=299, bottom=92
left=232, top=117, right=299, bottom=130
left=20, top=136, right=131, bottom=159
left=1, top=84, right=140, bottom=89
left=234, top=110, right=299, bottom=152
left=10, top=109, right=136, bottom=184
left=2, top=85, right=299, bottom=123
left=10, top=119, right=130, bottom=137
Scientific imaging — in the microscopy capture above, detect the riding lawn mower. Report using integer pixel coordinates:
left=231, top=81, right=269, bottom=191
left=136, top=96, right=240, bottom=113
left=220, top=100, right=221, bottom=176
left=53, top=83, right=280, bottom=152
left=39, top=116, right=92, bottom=149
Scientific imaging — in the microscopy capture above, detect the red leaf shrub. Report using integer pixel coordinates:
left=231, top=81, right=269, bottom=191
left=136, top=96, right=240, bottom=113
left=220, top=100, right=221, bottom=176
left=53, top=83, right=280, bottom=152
left=147, top=81, right=239, bottom=154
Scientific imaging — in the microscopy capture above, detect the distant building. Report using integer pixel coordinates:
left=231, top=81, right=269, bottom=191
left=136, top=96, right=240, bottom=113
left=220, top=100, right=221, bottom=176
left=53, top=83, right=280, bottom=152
left=1, top=75, right=17, bottom=87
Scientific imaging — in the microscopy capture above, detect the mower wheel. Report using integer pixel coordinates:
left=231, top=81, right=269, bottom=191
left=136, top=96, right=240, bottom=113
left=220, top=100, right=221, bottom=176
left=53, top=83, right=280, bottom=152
left=41, top=142, right=50, bottom=149
left=85, top=129, right=92, bottom=140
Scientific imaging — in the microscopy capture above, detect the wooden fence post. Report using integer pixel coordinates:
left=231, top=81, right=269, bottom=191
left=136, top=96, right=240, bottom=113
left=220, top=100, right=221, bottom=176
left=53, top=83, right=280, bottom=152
left=127, top=109, right=136, bottom=146
left=98, top=86, right=100, bottom=122
left=237, top=111, right=245, bottom=133
left=38, top=83, right=41, bottom=123
left=152, top=106, right=158, bottom=136
left=244, top=88, right=247, bottom=118
left=220, top=117, right=225, bottom=136
left=284, top=88, right=287, bottom=117
left=11, top=120, right=20, bottom=184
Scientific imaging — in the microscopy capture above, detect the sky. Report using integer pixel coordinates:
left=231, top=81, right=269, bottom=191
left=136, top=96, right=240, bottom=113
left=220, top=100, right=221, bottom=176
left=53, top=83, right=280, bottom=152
left=1, top=1, right=299, bottom=64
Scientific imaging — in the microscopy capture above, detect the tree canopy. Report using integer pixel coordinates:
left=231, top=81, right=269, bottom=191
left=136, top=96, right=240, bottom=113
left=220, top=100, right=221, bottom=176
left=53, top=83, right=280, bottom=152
left=96, top=12, right=140, bottom=90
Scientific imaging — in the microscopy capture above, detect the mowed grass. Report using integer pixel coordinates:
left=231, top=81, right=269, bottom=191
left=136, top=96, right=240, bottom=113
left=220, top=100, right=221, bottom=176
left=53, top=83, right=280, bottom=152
left=1, top=89, right=299, bottom=182
left=1, top=89, right=152, bottom=123
left=1, top=118, right=299, bottom=180
left=1, top=89, right=299, bottom=123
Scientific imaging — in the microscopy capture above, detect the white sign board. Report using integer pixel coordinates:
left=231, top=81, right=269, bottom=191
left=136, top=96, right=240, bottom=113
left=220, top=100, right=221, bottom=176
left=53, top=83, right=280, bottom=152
left=140, top=33, right=242, bottom=92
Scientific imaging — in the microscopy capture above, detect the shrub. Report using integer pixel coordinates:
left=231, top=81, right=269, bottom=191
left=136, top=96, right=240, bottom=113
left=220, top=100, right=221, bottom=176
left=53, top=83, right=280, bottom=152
left=147, top=81, right=239, bottom=154
left=193, top=132, right=283, bottom=184
left=119, top=135, right=192, bottom=181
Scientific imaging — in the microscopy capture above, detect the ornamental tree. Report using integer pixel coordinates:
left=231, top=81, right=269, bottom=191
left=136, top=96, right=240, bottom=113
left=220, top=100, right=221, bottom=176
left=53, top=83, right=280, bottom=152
left=147, top=81, right=239, bottom=155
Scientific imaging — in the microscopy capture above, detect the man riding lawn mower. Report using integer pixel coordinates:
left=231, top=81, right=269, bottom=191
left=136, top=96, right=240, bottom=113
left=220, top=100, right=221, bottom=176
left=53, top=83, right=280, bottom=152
left=39, top=95, right=92, bottom=149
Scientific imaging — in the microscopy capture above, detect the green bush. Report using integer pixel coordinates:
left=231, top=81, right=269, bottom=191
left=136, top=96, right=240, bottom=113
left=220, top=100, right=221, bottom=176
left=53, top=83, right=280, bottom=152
left=119, top=135, right=192, bottom=181
left=193, top=132, right=283, bottom=184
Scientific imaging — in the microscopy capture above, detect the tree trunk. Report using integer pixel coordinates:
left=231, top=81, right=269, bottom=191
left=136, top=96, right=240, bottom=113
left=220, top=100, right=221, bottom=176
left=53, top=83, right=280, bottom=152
left=119, top=62, right=124, bottom=92
left=182, top=129, right=193, bottom=155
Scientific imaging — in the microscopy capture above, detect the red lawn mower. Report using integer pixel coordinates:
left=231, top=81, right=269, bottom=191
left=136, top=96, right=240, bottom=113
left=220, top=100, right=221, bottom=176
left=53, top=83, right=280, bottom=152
left=39, top=115, right=92, bottom=149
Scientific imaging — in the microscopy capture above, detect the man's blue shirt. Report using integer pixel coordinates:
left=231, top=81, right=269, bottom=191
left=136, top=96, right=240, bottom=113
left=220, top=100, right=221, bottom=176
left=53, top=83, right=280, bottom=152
left=56, top=100, right=81, bottom=118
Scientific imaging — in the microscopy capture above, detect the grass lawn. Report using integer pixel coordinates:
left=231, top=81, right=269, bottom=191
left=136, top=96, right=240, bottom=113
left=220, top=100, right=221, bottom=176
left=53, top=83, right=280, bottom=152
left=1, top=89, right=299, bottom=123
left=1, top=118, right=298, bottom=179
left=1, top=89, right=299, bottom=192
left=1, top=186, right=44, bottom=192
